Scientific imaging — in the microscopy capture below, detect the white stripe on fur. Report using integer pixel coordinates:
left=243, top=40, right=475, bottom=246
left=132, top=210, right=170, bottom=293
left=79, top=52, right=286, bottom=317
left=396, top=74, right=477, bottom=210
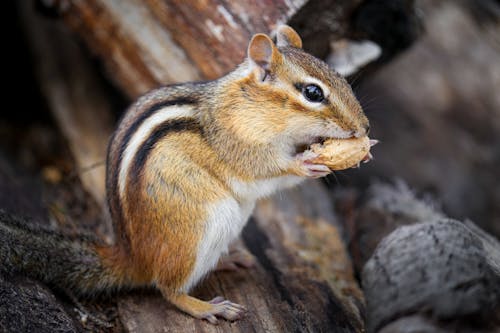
left=118, top=105, right=195, bottom=199
left=180, top=197, right=249, bottom=293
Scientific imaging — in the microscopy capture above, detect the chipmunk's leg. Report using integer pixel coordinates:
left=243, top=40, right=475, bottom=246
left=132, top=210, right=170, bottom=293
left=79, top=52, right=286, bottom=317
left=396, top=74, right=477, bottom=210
left=165, top=293, right=246, bottom=324
left=155, top=251, right=246, bottom=323
left=216, top=240, right=256, bottom=271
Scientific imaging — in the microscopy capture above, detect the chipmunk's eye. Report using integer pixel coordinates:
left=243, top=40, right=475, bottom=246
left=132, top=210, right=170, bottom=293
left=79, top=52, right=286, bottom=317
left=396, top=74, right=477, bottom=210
left=302, top=84, right=324, bottom=103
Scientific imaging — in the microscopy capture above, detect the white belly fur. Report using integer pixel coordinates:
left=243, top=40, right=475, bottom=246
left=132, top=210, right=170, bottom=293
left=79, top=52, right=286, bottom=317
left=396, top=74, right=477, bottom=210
left=180, top=175, right=304, bottom=293
left=229, top=175, right=304, bottom=201
left=180, top=197, right=249, bottom=293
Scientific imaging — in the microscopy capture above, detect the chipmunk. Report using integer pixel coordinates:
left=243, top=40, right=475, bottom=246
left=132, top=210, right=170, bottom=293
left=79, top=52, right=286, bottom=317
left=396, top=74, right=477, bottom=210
left=0, top=25, right=369, bottom=324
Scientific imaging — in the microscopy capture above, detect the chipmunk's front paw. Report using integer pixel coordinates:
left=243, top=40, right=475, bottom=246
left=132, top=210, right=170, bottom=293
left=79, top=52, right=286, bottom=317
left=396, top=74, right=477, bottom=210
left=292, top=152, right=332, bottom=178
left=301, top=162, right=331, bottom=178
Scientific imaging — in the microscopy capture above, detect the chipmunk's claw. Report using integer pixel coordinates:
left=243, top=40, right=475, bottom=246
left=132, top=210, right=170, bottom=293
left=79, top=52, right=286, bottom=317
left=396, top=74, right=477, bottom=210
left=293, top=152, right=332, bottom=178
left=207, top=297, right=246, bottom=322
left=302, top=162, right=331, bottom=178
left=362, top=152, right=373, bottom=163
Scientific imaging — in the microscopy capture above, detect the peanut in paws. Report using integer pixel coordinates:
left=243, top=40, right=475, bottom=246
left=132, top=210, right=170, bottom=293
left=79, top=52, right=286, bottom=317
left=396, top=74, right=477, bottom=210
left=305, top=136, right=376, bottom=171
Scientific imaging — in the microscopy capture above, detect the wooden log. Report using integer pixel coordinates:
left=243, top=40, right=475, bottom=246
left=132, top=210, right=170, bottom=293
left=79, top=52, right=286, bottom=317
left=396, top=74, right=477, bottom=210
left=59, top=0, right=202, bottom=99
left=118, top=181, right=365, bottom=332
left=45, top=0, right=420, bottom=98
left=345, top=182, right=444, bottom=272
left=20, top=1, right=115, bottom=212
left=11, top=1, right=421, bottom=332
left=355, top=182, right=500, bottom=333
left=0, top=274, right=79, bottom=333
left=350, top=0, right=500, bottom=239
left=364, top=219, right=500, bottom=333
left=57, top=0, right=311, bottom=98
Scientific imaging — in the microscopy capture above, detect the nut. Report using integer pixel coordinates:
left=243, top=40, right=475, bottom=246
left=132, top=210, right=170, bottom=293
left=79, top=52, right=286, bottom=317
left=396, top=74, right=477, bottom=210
left=308, top=136, right=371, bottom=170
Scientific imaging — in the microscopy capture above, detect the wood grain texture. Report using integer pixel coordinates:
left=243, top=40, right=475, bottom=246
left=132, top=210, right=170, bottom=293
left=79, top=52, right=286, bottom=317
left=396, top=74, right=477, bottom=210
left=59, top=0, right=308, bottom=98
left=61, top=0, right=201, bottom=98
left=21, top=1, right=114, bottom=211
left=364, top=219, right=500, bottom=333
left=355, top=182, right=500, bottom=333
left=143, top=0, right=306, bottom=79
left=50, top=0, right=410, bottom=99
left=0, top=275, right=79, bottom=333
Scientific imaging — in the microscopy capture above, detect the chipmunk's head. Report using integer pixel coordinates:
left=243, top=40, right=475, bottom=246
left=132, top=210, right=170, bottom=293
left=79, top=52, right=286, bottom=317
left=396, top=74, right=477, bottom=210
left=220, top=25, right=369, bottom=160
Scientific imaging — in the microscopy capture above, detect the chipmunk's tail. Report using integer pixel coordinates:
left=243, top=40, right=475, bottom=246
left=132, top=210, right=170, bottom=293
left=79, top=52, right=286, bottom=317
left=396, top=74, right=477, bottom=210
left=0, top=210, right=129, bottom=296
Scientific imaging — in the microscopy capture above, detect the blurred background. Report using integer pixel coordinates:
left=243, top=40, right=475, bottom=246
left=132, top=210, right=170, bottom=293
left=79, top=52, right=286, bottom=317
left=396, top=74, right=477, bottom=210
left=352, top=0, right=500, bottom=238
left=1, top=0, right=499, bottom=332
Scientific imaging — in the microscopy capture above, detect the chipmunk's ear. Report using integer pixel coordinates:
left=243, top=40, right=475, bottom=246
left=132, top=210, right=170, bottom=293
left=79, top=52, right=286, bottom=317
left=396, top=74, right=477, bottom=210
left=248, top=33, right=280, bottom=80
left=276, top=25, right=302, bottom=49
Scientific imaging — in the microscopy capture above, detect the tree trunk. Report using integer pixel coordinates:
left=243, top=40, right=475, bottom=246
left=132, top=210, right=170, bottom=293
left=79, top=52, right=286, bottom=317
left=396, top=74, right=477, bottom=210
left=49, top=0, right=419, bottom=98
left=21, top=1, right=115, bottom=214
left=353, top=182, right=500, bottom=333
left=2, top=0, right=422, bottom=332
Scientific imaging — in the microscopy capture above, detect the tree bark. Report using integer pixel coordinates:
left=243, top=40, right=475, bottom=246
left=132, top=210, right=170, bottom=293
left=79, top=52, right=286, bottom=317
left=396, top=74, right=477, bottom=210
left=21, top=1, right=115, bottom=213
left=46, top=0, right=420, bottom=98
left=57, top=0, right=311, bottom=98
left=350, top=0, right=500, bottom=239
left=365, top=220, right=500, bottom=333
left=0, top=275, right=79, bottom=333
left=351, top=182, right=500, bottom=333
left=5, top=1, right=423, bottom=332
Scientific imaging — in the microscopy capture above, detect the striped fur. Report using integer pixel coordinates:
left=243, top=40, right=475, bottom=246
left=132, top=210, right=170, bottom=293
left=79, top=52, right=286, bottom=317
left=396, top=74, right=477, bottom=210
left=1, top=26, right=370, bottom=323
left=118, top=108, right=196, bottom=198
left=103, top=28, right=369, bottom=318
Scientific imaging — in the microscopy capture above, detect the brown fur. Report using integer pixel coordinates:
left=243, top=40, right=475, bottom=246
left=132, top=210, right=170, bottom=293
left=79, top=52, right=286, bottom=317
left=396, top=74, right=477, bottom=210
left=0, top=26, right=370, bottom=323
left=276, top=25, right=303, bottom=49
left=102, top=27, right=369, bottom=313
left=122, top=132, right=231, bottom=291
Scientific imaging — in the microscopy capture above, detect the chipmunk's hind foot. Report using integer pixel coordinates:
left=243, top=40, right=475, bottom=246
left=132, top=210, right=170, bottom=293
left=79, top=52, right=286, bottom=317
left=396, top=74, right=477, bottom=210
left=216, top=247, right=256, bottom=271
left=168, top=293, right=246, bottom=324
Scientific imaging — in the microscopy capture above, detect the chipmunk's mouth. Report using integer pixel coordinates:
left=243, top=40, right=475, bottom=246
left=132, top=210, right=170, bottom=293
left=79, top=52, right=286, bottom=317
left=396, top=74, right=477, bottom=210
left=294, top=136, right=328, bottom=155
